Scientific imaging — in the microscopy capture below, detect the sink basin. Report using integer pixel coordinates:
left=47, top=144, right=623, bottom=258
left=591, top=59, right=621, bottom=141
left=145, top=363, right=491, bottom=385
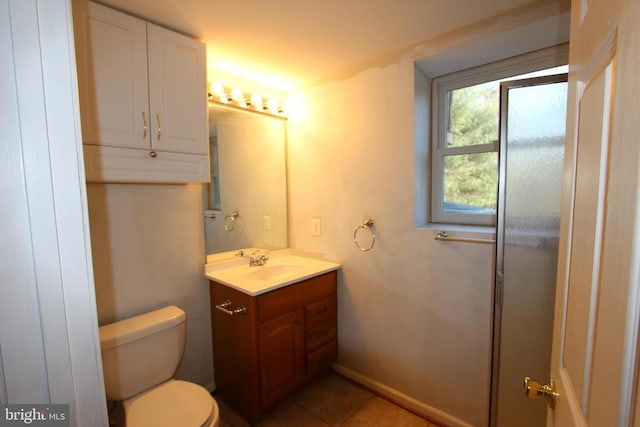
left=204, top=253, right=340, bottom=296
left=247, top=264, right=305, bottom=281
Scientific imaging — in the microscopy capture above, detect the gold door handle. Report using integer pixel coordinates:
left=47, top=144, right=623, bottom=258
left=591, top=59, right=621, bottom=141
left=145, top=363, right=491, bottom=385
left=524, top=377, right=559, bottom=409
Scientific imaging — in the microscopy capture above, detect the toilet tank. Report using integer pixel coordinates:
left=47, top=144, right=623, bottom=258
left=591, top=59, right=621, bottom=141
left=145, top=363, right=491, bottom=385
left=99, top=306, right=187, bottom=400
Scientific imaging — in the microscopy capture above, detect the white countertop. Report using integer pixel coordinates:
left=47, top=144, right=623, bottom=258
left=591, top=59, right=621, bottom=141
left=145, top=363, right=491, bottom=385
left=204, top=249, right=340, bottom=296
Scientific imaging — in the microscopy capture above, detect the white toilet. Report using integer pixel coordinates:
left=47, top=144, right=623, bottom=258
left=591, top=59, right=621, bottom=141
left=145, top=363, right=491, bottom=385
left=99, top=306, right=219, bottom=427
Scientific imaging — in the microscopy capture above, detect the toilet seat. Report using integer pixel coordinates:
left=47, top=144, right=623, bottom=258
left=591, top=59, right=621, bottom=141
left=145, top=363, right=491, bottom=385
left=124, top=379, right=218, bottom=427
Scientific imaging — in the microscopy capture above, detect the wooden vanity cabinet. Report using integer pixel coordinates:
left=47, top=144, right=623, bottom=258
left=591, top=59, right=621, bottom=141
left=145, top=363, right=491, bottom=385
left=210, top=271, right=337, bottom=422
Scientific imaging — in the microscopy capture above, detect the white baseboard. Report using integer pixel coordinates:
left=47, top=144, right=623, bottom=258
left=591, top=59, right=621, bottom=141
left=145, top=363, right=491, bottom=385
left=332, top=364, right=474, bottom=427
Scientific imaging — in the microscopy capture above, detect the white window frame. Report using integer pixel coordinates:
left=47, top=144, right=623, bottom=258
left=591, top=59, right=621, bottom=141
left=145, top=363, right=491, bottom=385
left=430, top=45, right=569, bottom=226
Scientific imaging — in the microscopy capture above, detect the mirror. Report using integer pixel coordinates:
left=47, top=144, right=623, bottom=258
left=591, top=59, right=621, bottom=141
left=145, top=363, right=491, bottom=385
left=204, top=105, right=288, bottom=259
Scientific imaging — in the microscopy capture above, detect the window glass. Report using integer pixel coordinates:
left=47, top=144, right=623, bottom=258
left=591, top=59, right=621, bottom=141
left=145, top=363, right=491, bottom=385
left=446, top=80, right=499, bottom=147
left=443, top=152, right=498, bottom=214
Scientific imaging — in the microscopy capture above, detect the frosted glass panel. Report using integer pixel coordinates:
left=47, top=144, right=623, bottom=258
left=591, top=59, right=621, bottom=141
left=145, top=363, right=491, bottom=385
left=495, top=79, right=567, bottom=427
left=505, top=82, right=567, bottom=234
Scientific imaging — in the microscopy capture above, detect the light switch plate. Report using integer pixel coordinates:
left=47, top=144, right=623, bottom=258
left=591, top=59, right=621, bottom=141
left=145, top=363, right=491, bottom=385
left=311, top=217, right=321, bottom=236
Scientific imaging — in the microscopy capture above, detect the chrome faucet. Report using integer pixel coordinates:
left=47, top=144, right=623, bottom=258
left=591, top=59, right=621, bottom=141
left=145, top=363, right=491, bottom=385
left=249, top=254, right=269, bottom=267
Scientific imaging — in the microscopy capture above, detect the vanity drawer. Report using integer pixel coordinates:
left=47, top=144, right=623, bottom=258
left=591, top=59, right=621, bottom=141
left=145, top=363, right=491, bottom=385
left=305, top=294, right=336, bottom=326
left=306, top=340, right=337, bottom=378
left=306, top=320, right=337, bottom=351
left=258, top=272, right=337, bottom=323
left=302, top=272, right=337, bottom=302
left=258, top=284, right=300, bottom=323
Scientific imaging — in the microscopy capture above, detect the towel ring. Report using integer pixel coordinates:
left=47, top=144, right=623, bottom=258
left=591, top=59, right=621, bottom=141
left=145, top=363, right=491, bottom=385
left=353, top=219, right=376, bottom=252
left=224, top=211, right=239, bottom=231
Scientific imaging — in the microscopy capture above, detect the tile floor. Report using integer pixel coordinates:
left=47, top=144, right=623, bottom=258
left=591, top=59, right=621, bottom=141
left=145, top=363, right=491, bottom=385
left=216, top=373, right=444, bottom=427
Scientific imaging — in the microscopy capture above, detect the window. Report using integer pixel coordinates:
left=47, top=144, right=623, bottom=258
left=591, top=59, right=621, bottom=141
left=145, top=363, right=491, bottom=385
left=430, top=47, right=568, bottom=226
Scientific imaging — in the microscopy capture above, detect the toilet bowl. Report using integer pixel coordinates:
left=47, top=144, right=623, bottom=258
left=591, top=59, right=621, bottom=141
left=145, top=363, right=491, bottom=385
left=123, top=379, right=218, bottom=427
left=99, top=306, right=219, bottom=427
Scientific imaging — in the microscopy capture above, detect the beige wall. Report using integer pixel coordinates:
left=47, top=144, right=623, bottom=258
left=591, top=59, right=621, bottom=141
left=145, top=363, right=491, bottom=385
left=86, top=183, right=214, bottom=390
left=287, top=60, right=494, bottom=426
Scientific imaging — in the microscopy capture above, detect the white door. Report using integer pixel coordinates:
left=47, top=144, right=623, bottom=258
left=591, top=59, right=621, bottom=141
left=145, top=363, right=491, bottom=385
left=147, top=23, right=208, bottom=155
left=544, top=0, right=640, bottom=425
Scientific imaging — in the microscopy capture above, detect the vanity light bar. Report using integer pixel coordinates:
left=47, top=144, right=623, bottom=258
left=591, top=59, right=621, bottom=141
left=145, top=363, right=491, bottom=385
left=208, top=82, right=286, bottom=117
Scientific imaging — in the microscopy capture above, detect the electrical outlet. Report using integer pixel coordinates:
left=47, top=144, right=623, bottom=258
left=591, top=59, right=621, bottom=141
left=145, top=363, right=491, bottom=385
left=263, top=215, right=271, bottom=230
left=311, top=217, right=322, bottom=236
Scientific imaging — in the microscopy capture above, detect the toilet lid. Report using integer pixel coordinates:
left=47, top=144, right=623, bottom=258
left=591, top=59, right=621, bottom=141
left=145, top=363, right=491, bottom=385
left=124, top=380, right=215, bottom=427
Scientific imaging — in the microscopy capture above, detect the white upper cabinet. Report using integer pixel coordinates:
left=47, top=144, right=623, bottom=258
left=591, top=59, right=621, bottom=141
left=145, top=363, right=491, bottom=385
left=80, top=3, right=148, bottom=149
left=147, top=23, right=207, bottom=155
left=75, top=1, right=209, bottom=182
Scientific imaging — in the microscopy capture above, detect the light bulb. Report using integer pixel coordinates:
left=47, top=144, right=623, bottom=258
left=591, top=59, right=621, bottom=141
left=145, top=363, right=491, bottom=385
left=230, top=88, right=243, bottom=101
left=250, top=93, right=263, bottom=109
left=211, top=82, right=224, bottom=96
left=266, top=99, right=279, bottom=113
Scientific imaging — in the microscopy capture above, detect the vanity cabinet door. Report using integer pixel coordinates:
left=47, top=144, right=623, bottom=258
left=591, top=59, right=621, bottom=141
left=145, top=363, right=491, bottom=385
left=258, top=310, right=305, bottom=408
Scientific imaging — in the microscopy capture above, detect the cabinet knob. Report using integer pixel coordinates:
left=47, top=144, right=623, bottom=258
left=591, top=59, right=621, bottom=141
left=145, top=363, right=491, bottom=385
left=149, top=150, right=157, bottom=158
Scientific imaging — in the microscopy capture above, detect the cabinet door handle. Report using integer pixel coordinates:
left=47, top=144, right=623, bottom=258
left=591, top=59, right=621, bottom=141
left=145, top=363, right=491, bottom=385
left=156, top=114, right=161, bottom=141
left=215, top=299, right=247, bottom=316
left=142, top=112, right=148, bottom=139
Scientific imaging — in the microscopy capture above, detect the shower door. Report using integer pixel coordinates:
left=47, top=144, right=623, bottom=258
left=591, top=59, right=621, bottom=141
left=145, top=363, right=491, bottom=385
left=491, top=75, right=568, bottom=427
